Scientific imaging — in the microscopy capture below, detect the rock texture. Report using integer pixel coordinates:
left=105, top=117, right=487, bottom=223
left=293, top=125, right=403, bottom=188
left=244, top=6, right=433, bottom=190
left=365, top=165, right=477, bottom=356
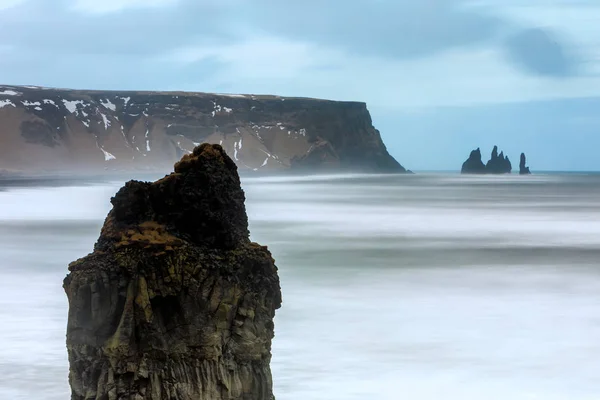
left=461, top=145, right=513, bottom=174
left=485, top=146, right=512, bottom=174
left=519, top=153, right=531, bottom=175
left=461, top=148, right=486, bottom=174
left=63, top=143, right=282, bottom=400
left=0, top=84, right=406, bottom=174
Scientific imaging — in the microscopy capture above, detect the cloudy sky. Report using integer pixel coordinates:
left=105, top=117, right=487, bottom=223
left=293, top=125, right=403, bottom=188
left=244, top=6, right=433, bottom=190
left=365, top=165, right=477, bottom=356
left=1, top=0, right=600, bottom=171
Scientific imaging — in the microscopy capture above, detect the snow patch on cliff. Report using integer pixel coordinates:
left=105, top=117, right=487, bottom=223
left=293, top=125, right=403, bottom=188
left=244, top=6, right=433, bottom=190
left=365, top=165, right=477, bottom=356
left=100, top=99, right=116, bottom=111
left=101, top=113, right=111, bottom=130
left=0, top=99, right=17, bottom=108
left=43, top=99, right=57, bottom=106
left=100, top=147, right=116, bottom=161
left=22, top=101, right=41, bottom=107
left=62, top=100, right=85, bottom=114
left=211, top=101, right=233, bottom=117
left=145, top=127, right=151, bottom=152
left=216, top=93, right=246, bottom=98
left=0, top=90, right=19, bottom=96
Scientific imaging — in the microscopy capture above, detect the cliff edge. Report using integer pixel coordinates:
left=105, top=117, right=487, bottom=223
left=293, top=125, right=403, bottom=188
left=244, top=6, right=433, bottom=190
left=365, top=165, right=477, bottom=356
left=0, top=85, right=405, bottom=174
left=63, top=143, right=282, bottom=399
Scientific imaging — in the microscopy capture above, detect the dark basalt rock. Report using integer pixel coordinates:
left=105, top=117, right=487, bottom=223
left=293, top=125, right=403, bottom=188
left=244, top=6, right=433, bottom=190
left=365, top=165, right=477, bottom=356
left=64, top=143, right=282, bottom=400
left=485, top=146, right=512, bottom=174
left=519, top=153, right=531, bottom=175
left=461, top=145, right=513, bottom=174
left=461, top=148, right=486, bottom=174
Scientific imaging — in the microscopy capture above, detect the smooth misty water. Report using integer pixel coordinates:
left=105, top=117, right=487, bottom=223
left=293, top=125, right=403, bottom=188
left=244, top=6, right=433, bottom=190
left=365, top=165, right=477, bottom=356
left=1, top=173, right=600, bottom=399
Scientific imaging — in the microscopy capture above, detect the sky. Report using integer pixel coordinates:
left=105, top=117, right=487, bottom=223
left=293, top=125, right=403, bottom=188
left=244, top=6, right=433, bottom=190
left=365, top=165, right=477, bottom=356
left=1, top=0, right=600, bottom=171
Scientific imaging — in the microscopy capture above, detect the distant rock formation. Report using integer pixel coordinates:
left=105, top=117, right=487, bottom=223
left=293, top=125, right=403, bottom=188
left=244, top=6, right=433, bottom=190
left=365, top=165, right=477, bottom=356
left=485, top=146, right=512, bottom=174
left=0, top=84, right=407, bottom=174
left=63, top=143, right=282, bottom=400
left=461, top=148, right=487, bottom=174
left=519, top=153, right=531, bottom=175
left=461, top=145, right=516, bottom=174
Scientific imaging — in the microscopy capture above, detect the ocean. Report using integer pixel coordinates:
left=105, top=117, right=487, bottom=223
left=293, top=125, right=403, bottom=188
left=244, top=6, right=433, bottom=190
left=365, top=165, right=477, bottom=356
left=1, top=173, right=599, bottom=399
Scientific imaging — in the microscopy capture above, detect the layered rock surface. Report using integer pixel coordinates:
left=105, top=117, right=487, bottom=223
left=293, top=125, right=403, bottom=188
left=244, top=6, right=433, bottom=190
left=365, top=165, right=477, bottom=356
left=0, top=84, right=406, bottom=174
left=63, top=143, right=282, bottom=399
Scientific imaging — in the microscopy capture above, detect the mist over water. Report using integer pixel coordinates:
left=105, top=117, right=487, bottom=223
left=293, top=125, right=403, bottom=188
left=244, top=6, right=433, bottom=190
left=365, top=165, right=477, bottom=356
left=1, top=173, right=600, bottom=399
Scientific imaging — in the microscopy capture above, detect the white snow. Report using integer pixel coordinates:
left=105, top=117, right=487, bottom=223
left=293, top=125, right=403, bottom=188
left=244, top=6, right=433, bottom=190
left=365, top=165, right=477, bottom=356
left=219, top=140, right=223, bottom=145
left=145, top=128, right=151, bottom=151
left=143, top=110, right=148, bottom=117
left=299, top=128, right=306, bottom=136
left=238, top=137, right=242, bottom=150
left=43, top=99, right=56, bottom=106
left=280, top=126, right=285, bottom=130
left=167, top=123, right=173, bottom=128
left=100, top=113, right=111, bottom=130
left=216, top=93, right=246, bottom=98
left=100, top=99, right=116, bottom=111
left=22, top=101, right=41, bottom=106
left=0, top=100, right=15, bottom=108
left=261, top=157, right=268, bottom=167
left=122, top=97, right=131, bottom=106
left=82, top=120, right=90, bottom=127
left=0, top=90, right=19, bottom=96
left=233, top=140, right=239, bottom=160
left=34, top=107, right=42, bottom=111
left=62, top=100, right=84, bottom=114
left=100, top=147, right=116, bottom=161
left=276, top=122, right=282, bottom=126
left=212, top=101, right=233, bottom=116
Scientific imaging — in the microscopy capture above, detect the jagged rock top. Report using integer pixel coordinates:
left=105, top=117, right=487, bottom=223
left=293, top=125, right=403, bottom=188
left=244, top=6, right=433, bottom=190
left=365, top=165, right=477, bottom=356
left=64, top=142, right=282, bottom=399
left=461, top=145, right=515, bottom=175
left=94, top=143, right=248, bottom=253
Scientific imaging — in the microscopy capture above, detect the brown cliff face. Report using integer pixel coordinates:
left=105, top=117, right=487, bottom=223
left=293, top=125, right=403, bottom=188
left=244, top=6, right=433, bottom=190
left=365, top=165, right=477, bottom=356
left=63, top=143, right=282, bottom=400
left=0, top=85, right=405, bottom=174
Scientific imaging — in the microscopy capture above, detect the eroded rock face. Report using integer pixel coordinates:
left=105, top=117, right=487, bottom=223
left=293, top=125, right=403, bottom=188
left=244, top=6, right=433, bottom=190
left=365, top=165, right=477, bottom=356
left=461, top=148, right=486, bottom=174
left=461, top=145, right=513, bottom=174
left=63, top=143, right=282, bottom=400
left=485, top=146, right=512, bottom=174
left=0, top=85, right=406, bottom=174
left=519, top=153, right=531, bottom=175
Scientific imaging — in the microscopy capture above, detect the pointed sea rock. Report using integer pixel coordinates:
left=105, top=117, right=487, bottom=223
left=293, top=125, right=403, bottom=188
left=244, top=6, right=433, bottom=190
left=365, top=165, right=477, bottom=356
left=64, top=143, right=282, bottom=400
left=461, top=147, right=487, bottom=174
left=519, top=153, right=531, bottom=175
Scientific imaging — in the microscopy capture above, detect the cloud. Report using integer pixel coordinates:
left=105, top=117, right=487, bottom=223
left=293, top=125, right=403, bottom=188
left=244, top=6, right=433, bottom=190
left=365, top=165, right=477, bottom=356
left=236, top=0, right=505, bottom=60
left=70, top=0, right=180, bottom=14
left=0, top=0, right=598, bottom=109
left=0, top=0, right=26, bottom=11
left=503, top=28, right=579, bottom=77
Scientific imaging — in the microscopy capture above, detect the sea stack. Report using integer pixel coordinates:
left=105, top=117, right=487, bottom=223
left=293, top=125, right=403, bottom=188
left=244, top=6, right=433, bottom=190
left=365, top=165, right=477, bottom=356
left=461, top=148, right=486, bottom=174
left=519, top=153, right=531, bottom=175
left=461, top=145, right=513, bottom=174
left=485, top=146, right=512, bottom=174
left=63, top=143, right=282, bottom=400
